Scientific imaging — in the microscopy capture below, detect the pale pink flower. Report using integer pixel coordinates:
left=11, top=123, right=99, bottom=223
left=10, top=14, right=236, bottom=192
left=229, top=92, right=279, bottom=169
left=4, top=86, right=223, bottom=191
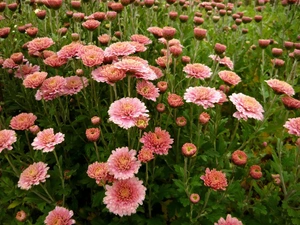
left=27, top=37, right=54, bottom=52
left=183, top=63, right=212, bottom=79
left=103, top=177, right=146, bottom=217
left=87, top=162, right=110, bottom=185
left=130, top=34, right=152, bottom=45
left=91, top=64, right=126, bottom=85
left=229, top=93, right=264, bottom=121
left=64, top=76, right=88, bottom=95
left=214, top=214, right=243, bottom=225
left=10, top=113, right=37, bottom=130
left=0, top=129, right=17, bottom=153
left=200, top=168, right=228, bottom=191
left=122, top=56, right=148, bottom=65
left=43, top=54, right=68, bottom=68
left=15, top=63, right=40, bottom=79
left=108, top=97, right=149, bottom=129
left=2, top=58, right=18, bottom=69
left=136, top=80, right=160, bottom=101
left=265, top=79, right=294, bottom=96
left=129, top=41, right=147, bottom=53
left=107, top=147, right=141, bottom=180
left=184, top=86, right=222, bottom=109
left=36, top=76, right=66, bottom=101
left=283, top=117, right=300, bottom=136
left=155, top=56, right=172, bottom=68
left=138, top=148, right=154, bottom=163
left=149, top=65, right=163, bottom=79
left=15, top=210, right=27, bottom=222
left=147, top=26, right=163, bottom=38
left=140, top=127, right=174, bottom=155
left=57, top=42, right=83, bottom=59
left=218, top=70, right=241, bottom=85
left=209, top=55, right=234, bottom=70
left=31, top=128, right=65, bottom=152
left=217, top=90, right=228, bottom=105
left=105, top=41, right=136, bottom=57
left=44, top=206, right=75, bottom=225
left=18, top=162, right=50, bottom=190
left=113, top=58, right=150, bottom=74
left=23, top=71, right=47, bottom=89
left=80, top=50, right=104, bottom=67
left=82, top=19, right=101, bottom=31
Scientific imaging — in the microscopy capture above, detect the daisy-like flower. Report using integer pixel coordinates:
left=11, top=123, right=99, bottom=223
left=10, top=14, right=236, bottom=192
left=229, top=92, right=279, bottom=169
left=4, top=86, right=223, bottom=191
left=113, top=58, right=149, bottom=74
left=183, top=63, right=212, bottom=80
left=80, top=49, right=104, bottom=67
left=14, top=63, right=40, bottom=79
left=136, top=80, right=160, bottom=101
left=265, top=79, right=294, bottom=96
left=138, top=148, right=154, bottom=163
left=64, top=76, right=88, bottom=96
left=167, top=93, right=184, bottom=108
left=44, top=206, right=75, bottom=225
left=283, top=117, right=300, bottom=136
left=209, top=55, right=234, bottom=70
left=218, top=70, right=241, bottom=86
left=140, top=127, right=174, bottom=155
left=105, top=41, right=136, bottom=57
left=108, top=97, right=149, bottom=129
left=155, top=56, right=172, bottom=68
left=57, top=42, right=83, bottom=59
left=231, top=150, right=247, bottom=166
left=0, top=129, right=17, bottom=153
left=43, top=54, right=68, bottom=68
left=214, top=214, right=243, bottom=225
left=27, top=37, right=54, bottom=52
left=184, top=86, right=222, bottom=109
left=103, top=177, right=146, bottom=217
left=18, top=162, right=50, bottom=190
left=87, top=162, right=110, bottom=185
left=82, top=19, right=101, bottom=31
left=23, top=71, right=48, bottom=89
left=10, top=113, right=37, bottom=131
left=129, top=41, right=147, bottom=53
left=91, top=64, right=126, bottom=85
left=200, top=168, right=228, bottom=191
left=36, top=76, right=66, bottom=101
left=107, top=147, right=141, bottom=180
left=130, top=34, right=152, bottom=45
left=31, top=128, right=65, bottom=152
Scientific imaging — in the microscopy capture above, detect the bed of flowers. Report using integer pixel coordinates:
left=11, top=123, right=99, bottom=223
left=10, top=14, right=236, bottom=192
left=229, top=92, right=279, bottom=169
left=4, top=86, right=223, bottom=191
left=0, top=0, right=299, bottom=224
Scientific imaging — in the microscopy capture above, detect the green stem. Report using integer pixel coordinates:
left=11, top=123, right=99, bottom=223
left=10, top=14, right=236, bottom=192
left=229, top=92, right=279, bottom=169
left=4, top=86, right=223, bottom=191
left=94, top=142, right=100, bottom=161
left=4, top=153, right=19, bottom=176
left=31, top=190, right=53, bottom=205
left=53, top=149, right=65, bottom=206
left=40, top=183, right=55, bottom=203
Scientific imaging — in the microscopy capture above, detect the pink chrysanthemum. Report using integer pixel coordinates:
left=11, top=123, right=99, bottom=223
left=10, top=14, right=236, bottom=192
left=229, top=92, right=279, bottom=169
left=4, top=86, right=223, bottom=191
left=167, top=93, right=184, bottom=108
left=209, top=55, right=234, bottom=70
left=2, top=58, right=18, bottom=69
left=10, top=113, right=37, bottom=131
left=27, top=37, right=54, bottom=52
left=44, top=206, right=75, bottom=225
left=184, top=86, right=222, bottom=109
left=281, top=95, right=300, bottom=109
left=0, top=129, right=17, bottom=153
left=78, top=45, right=104, bottom=67
left=158, top=38, right=183, bottom=48
left=138, top=148, right=154, bottom=163
left=218, top=70, right=241, bottom=85
left=130, top=34, right=152, bottom=45
left=105, top=42, right=136, bottom=57
left=103, top=177, right=146, bottom=217
left=136, top=80, right=160, bottom=101
left=36, top=76, right=66, bottom=101
left=183, top=63, right=212, bottom=79
left=249, top=165, right=263, bottom=179
left=43, top=54, right=68, bottom=68
left=82, top=19, right=101, bottom=31
left=87, top=162, right=110, bottom=185
left=265, top=79, right=295, bottom=96
left=14, top=63, right=40, bottom=79
left=155, top=56, right=172, bottom=68
left=57, top=42, right=83, bottom=59
left=64, top=76, right=88, bottom=96
left=107, top=147, right=141, bottom=180
left=18, top=162, right=50, bottom=190
left=283, top=117, right=300, bottom=136
left=149, top=65, right=164, bottom=79
left=200, top=168, right=228, bottom=191
left=147, top=26, right=163, bottom=38
left=31, top=128, right=65, bottom=152
left=229, top=93, right=264, bottom=121
left=129, top=41, right=147, bottom=53
left=108, top=97, right=149, bottom=129
left=91, top=64, right=126, bottom=85
left=231, top=150, right=247, bottom=166
left=113, top=58, right=149, bottom=74
left=140, top=127, right=174, bottom=155
left=23, top=71, right=48, bottom=89
left=214, top=214, right=243, bottom=225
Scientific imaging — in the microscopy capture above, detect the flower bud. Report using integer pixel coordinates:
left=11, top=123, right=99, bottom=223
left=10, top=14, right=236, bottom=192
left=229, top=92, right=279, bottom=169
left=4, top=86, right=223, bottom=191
left=182, top=143, right=197, bottom=157
left=199, top=112, right=210, bottom=124
left=86, top=128, right=100, bottom=142
left=189, top=193, right=200, bottom=204
left=91, top=116, right=101, bottom=125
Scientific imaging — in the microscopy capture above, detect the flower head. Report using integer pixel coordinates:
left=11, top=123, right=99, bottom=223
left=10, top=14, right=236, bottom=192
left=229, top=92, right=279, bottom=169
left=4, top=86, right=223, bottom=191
left=105, top=41, right=136, bottom=57
left=44, top=206, right=75, bottom=225
left=36, top=76, right=66, bottom=101
left=43, top=54, right=68, bottom=68
left=182, top=143, right=197, bottom=157
left=23, top=72, right=48, bottom=89
left=64, top=76, right=88, bottom=95
left=136, top=80, right=160, bottom=101
left=15, top=210, right=27, bottom=222
left=183, top=63, right=212, bottom=79
left=14, top=63, right=40, bottom=79
left=218, top=70, right=241, bottom=86
left=231, top=150, right=247, bottom=166
left=283, top=117, right=300, bottom=136
left=31, top=128, right=65, bottom=152
left=214, top=214, right=243, bottom=225
left=85, top=128, right=100, bottom=142
left=229, top=93, right=264, bottom=121
left=92, top=64, right=126, bottom=85
left=18, top=162, right=50, bottom=190
left=249, top=165, right=262, bottom=179
left=57, top=42, right=83, bottom=59
left=103, top=177, right=146, bottom=217
left=27, top=37, right=54, bottom=52
left=265, top=79, right=294, bottom=96
left=10, top=113, right=37, bottom=130
left=209, top=55, right=234, bottom=70
left=87, top=162, right=110, bottom=185
left=281, top=96, right=300, bottom=109
left=200, top=168, right=228, bottom=191
left=0, top=129, right=17, bottom=153
left=130, top=34, right=152, bottom=45
left=189, top=193, right=200, bottom=204
left=138, top=148, right=154, bottom=163
left=167, top=93, right=184, bottom=108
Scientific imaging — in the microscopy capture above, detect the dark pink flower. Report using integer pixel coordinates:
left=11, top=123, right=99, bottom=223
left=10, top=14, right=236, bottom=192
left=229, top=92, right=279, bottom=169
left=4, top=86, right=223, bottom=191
left=92, top=64, right=126, bottom=85
left=249, top=165, right=262, bottom=179
left=200, top=168, right=228, bottom=191
left=43, top=54, right=68, bottom=68
left=82, top=19, right=101, bottom=31
left=27, top=37, right=54, bottom=52
left=209, top=55, right=234, bottom=70
left=265, top=79, right=294, bottom=96
left=15, top=63, right=40, bottom=79
left=44, top=206, right=75, bottom=225
left=57, top=42, right=83, bottom=59
left=23, top=72, right=47, bottom=89
left=214, top=214, right=243, bottom=225
left=231, top=150, right=247, bottom=166
left=85, top=128, right=100, bottom=142
left=36, top=76, right=66, bottom=101
left=183, top=63, right=212, bottom=79
left=10, top=113, right=37, bottom=131
left=130, top=34, right=152, bottom=45
left=138, top=148, right=154, bottom=163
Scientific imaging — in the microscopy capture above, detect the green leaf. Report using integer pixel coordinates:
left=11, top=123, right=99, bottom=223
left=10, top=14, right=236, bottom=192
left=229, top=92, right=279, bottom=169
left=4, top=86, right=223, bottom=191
left=7, top=200, right=22, bottom=209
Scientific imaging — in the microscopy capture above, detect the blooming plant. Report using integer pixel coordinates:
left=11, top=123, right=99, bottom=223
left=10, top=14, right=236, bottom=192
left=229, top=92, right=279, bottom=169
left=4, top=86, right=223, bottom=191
left=0, top=1, right=300, bottom=225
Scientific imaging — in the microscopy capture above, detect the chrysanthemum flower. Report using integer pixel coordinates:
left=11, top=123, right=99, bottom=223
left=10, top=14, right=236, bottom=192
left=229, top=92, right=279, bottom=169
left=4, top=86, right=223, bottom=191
left=23, top=72, right=47, bottom=89
left=14, top=63, right=40, bottom=79
left=189, top=193, right=200, bottom=204
left=214, top=214, right=243, bottom=225
left=281, top=95, right=300, bottom=109
left=138, top=148, right=154, bottom=163
left=155, top=56, right=172, bottom=68
left=149, top=65, right=164, bottom=79
left=231, top=150, right=247, bottom=166
left=85, top=128, right=100, bottom=142
left=249, top=165, right=262, bottom=179
left=107, top=147, right=141, bottom=180
left=105, top=41, right=136, bottom=57
left=183, top=63, right=212, bottom=79
left=184, top=86, right=222, bottom=109
left=64, top=76, right=88, bottom=95
left=209, top=55, right=234, bottom=70
left=147, top=26, right=163, bottom=38
left=218, top=70, right=241, bottom=85
left=31, top=128, right=65, bottom=152
left=44, top=206, right=75, bottom=225
left=36, top=76, right=66, bottom=101
left=265, top=79, right=294, bottom=96
left=167, top=93, right=184, bottom=108
left=0, top=129, right=17, bottom=153
left=92, top=64, right=126, bottom=85
left=18, top=162, right=50, bottom=190
left=87, top=162, right=110, bottom=185
left=10, top=113, right=37, bottom=130
left=113, top=58, right=149, bottom=74
left=229, top=93, right=264, bottom=121
left=130, top=34, right=152, bottom=45
left=108, top=97, right=149, bottom=129
left=140, top=127, right=174, bottom=155
left=82, top=19, right=101, bottom=31
left=103, top=177, right=146, bottom=217
left=27, top=37, right=54, bottom=52
left=283, top=117, right=300, bottom=136
left=200, top=168, right=228, bottom=191
left=129, top=41, right=147, bottom=53
left=15, top=210, right=27, bottom=222
left=136, top=80, right=160, bottom=101
left=57, top=42, right=83, bottom=59
left=43, top=54, right=68, bottom=68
